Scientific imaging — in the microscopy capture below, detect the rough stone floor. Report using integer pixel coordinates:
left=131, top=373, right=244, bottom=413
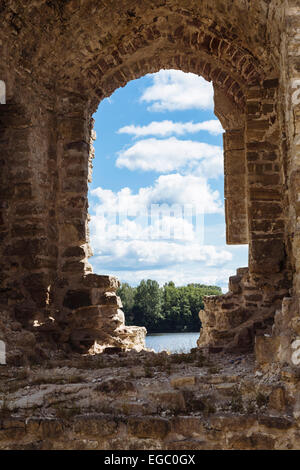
left=0, top=349, right=298, bottom=450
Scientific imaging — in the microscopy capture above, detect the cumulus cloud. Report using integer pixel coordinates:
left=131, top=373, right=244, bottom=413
left=90, top=239, right=232, bottom=270
left=90, top=210, right=198, bottom=243
left=118, top=120, right=223, bottom=138
left=91, top=173, right=223, bottom=217
left=102, top=266, right=234, bottom=292
left=89, top=171, right=232, bottom=289
left=140, top=70, right=214, bottom=112
left=116, top=137, right=223, bottom=177
left=90, top=250, right=235, bottom=291
left=87, top=69, right=241, bottom=289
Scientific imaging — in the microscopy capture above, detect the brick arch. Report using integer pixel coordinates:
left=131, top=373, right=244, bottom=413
left=0, top=1, right=281, bottom=98
left=87, top=24, right=264, bottom=94
left=89, top=54, right=247, bottom=113
left=79, top=19, right=269, bottom=116
left=52, top=1, right=279, bottom=94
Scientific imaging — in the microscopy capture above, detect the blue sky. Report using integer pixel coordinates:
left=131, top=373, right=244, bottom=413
left=88, top=70, right=248, bottom=291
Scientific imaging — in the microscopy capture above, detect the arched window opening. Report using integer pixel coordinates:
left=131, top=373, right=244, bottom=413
left=88, top=70, right=249, bottom=353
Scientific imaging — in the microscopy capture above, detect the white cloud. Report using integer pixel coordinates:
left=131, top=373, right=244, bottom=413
left=88, top=69, right=250, bottom=292
left=91, top=173, right=223, bottom=216
left=90, top=239, right=232, bottom=270
left=116, top=137, right=223, bottom=178
left=141, top=70, right=214, bottom=112
left=89, top=172, right=232, bottom=290
left=90, top=211, right=197, bottom=244
left=118, top=120, right=223, bottom=138
left=118, top=266, right=233, bottom=290
left=90, top=259, right=235, bottom=292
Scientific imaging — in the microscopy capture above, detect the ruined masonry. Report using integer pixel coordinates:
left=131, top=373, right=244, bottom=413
left=1, top=0, right=300, bottom=451
left=0, top=0, right=299, bottom=366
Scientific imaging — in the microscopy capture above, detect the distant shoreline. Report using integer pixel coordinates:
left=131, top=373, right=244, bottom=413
left=119, top=280, right=221, bottom=334
left=147, top=331, right=199, bottom=336
left=147, top=326, right=200, bottom=336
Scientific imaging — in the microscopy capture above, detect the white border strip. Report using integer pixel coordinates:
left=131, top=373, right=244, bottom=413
left=0, top=340, right=6, bottom=365
left=0, top=81, right=6, bottom=104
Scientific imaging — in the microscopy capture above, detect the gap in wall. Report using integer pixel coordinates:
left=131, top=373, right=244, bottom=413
left=88, top=70, right=249, bottom=352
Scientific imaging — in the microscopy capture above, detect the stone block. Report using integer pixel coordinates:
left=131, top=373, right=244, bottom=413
left=82, top=274, right=120, bottom=290
left=98, top=292, right=123, bottom=308
left=73, top=415, right=118, bottom=437
left=63, top=290, right=91, bottom=310
left=228, top=433, right=275, bottom=450
left=170, top=376, right=196, bottom=389
left=258, top=415, right=293, bottom=429
left=171, top=416, right=204, bottom=437
left=255, top=335, right=280, bottom=366
left=250, top=239, right=285, bottom=273
left=128, top=417, right=170, bottom=439
left=149, top=391, right=186, bottom=413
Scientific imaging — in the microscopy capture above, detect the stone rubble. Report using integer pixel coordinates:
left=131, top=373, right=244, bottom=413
left=0, top=349, right=299, bottom=450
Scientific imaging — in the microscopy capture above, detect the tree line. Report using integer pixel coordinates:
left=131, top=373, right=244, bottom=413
left=117, top=280, right=222, bottom=333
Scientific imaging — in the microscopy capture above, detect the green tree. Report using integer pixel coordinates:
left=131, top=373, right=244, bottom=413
left=132, top=279, right=163, bottom=332
left=118, top=280, right=222, bottom=333
left=162, top=281, right=180, bottom=331
left=117, top=283, right=136, bottom=325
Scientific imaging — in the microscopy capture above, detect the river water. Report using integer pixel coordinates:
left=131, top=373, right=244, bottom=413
left=145, top=331, right=199, bottom=353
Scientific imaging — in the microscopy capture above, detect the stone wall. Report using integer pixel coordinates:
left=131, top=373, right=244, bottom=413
left=224, top=128, right=248, bottom=245
left=198, top=267, right=290, bottom=352
left=1, top=0, right=300, bottom=452
left=0, top=87, right=146, bottom=363
left=253, top=1, right=300, bottom=369
left=0, top=350, right=299, bottom=451
left=199, top=76, right=292, bottom=352
left=0, top=0, right=297, bottom=365
left=1, top=413, right=298, bottom=450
